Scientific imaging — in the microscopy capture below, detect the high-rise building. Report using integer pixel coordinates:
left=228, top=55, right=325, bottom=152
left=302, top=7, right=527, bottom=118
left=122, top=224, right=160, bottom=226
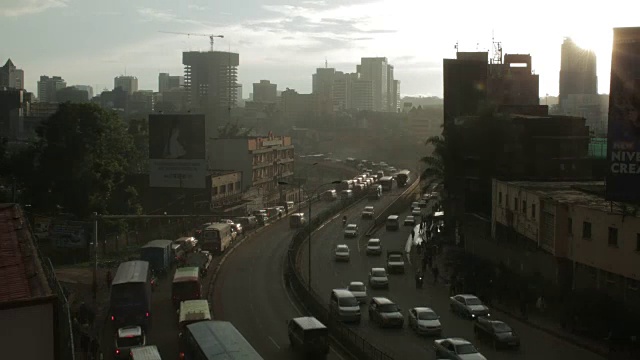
left=357, top=57, right=389, bottom=112
left=387, top=65, right=397, bottom=112
left=442, top=52, right=488, bottom=130
left=333, top=71, right=352, bottom=110
left=72, top=85, right=93, bottom=100
left=312, top=68, right=335, bottom=114
left=351, top=73, right=374, bottom=111
left=0, top=59, right=24, bottom=90
left=114, top=76, right=139, bottom=94
left=559, top=38, right=598, bottom=109
left=253, top=80, right=277, bottom=103
left=37, top=75, right=67, bottom=102
left=487, top=54, right=540, bottom=107
left=183, top=51, right=239, bottom=120
left=158, top=73, right=184, bottom=93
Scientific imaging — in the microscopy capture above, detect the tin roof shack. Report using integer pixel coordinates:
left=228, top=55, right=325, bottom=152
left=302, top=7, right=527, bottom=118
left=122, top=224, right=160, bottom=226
left=0, top=203, right=58, bottom=360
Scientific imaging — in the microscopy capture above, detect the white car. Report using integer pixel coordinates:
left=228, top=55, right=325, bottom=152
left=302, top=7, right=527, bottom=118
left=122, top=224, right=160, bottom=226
left=344, top=224, right=359, bottom=238
left=114, top=326, right=146, bottom=359
left=412, top=207, right=422, bottom=217
left=334, top=244, right=351, bottom=262
left=368, top=267, right=389, bottom=289
left=408, top=307, right=442, bottom=336
left=404, top=216, right=416, bottom=226
left=366, top=238, right=382, bottom=255
left=434, top=338, right=487, bottom=360
left=347, top=281, right=367, bottom=304
left=361, top=206, right=375, bottom=219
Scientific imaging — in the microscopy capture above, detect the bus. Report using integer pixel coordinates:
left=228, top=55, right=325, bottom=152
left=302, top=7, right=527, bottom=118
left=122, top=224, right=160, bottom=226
left=395, top=169, right=411, bottom=187
left=180, top=321, right=263, bottom=360
left=140, top=239, right=173, bottom=274
left=379, top=176, right=394, bottom=191
left=110, top=261, right=152, bottom=329
left=201, top=223, right=233, bottom=253
left=172, top=267, right=202, bottom=308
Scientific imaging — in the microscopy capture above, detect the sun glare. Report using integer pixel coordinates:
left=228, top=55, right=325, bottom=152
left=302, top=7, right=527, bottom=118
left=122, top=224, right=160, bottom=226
left=567, top=28, right=613, bottom=59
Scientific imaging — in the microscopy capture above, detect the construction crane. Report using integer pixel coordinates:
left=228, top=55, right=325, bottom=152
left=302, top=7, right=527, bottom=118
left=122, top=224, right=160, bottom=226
left=159, top=31, right=224, bottom=51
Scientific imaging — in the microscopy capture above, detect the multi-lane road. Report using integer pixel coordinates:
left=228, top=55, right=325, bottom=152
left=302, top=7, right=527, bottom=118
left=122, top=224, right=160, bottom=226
left=212, top=199, right=352, bottom=359
left=299, top=186, right=606, bottom=360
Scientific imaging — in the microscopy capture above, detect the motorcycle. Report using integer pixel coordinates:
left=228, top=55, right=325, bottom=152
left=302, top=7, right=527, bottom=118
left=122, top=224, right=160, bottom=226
left=342, top=218, right=347, bottom=227
left=150, top=271, right=158, bottom=292
left=415, top=273, right=424, bottom=289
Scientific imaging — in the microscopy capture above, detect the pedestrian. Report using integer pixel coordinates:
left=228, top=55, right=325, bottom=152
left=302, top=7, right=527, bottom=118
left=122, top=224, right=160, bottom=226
left=411, top=229, right=415, bottom=240
left=106, top=269, right=113, bottom=288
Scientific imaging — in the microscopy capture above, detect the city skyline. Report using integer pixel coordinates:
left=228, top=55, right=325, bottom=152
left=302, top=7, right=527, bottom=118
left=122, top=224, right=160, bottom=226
left=1, top=0, right=636, bottom=97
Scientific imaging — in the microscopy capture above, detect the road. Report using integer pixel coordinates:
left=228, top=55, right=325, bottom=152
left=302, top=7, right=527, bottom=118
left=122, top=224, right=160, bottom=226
left=300, top=187, right=607, bottom=360
left=212, top=198, right=354, bottom=360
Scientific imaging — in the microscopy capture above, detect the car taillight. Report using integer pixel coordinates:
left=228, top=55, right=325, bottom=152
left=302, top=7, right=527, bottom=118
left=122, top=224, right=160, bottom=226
left=179, top=352, right=185, bottom=360
left=111, top=315, right=115, bottom=321
left=115, top=349, right=120, bottom=355
left=146, top=312, right=150, bottom=318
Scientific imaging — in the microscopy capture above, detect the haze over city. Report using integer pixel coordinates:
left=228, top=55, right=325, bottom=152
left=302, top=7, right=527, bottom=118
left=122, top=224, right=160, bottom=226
left=2, top=0, right=636, bottom=96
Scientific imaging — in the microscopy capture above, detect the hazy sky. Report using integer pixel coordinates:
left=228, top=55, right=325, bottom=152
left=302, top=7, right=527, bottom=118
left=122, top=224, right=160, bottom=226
left=1, top=0, right=637, bottom=97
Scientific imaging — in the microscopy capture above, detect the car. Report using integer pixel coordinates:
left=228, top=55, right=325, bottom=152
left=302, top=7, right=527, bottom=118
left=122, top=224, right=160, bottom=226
left=230, top=223, right=243, bottom=235
left=344, top=224, right=359, bottom=238
left=418, top=200, right=428, bottom=208
left=434, top=338, right=487, bottom=360
left=114, top=325, right=146, bottom=359
left=366, top=238, right=382, bottom=256
left=450, top=294, right=491, bottom=319
left=408, top=307, right=442, bottom=336
left=412, top=207, right=422, bottom=217
left=347, top=281, right=368, bottom=304
left=404, top=215, right=416, bottom=226
left=334, top=244, right=351, bottom=262
left=368, top=297, right=404, bottom=328
left=386, top=251, right=405, bottom=274
left=473, top=317, right=520, bottom=349
left=368, top=267, right=389, bottom=289
left=174, top=237, right=198, bottom=252
left=411, top=201, right=420, bottom=210
left=361, top=206, right=375, bottom=219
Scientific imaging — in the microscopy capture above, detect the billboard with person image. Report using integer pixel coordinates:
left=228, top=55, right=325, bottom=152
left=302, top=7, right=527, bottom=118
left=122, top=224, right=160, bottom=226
left=148, top=114, right=207, bottom=188
left=606, top=27, right=640, bottom=202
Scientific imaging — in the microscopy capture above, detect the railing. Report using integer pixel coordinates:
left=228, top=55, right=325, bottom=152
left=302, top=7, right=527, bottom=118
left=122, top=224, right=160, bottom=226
left=286, top=178, right=420, bottom=360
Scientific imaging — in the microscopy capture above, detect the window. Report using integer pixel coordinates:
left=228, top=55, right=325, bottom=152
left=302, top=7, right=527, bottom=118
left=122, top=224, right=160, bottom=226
left=228, top=183, right=234, bottom=192
left=522, top=200, right=527, bottom=214
left=506, top=195, right=510, bottom=209
left=532, top=204, right=536, bottom=219
left=608, top=227, right=618, bottom=247
left=514, top=197, right=518, bottom=211
left=212, top=187, right=218, bottom=196
left=568, top=218, right=572, bottom=234
left=498, top=192, right=502, bottom=205
left=582, top=221, right=591, bottom=239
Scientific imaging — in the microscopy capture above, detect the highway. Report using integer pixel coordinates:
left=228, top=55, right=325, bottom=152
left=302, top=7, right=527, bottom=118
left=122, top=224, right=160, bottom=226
left=299, top=185, right=607, bottom=360
left=212, top=199, right=350, bottom=360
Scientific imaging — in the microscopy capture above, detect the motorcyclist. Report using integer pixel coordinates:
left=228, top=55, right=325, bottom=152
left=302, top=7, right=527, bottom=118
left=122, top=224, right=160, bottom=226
left=415, top=270, right=424, bottom=288
left=342, top=215, right=347, bottom=226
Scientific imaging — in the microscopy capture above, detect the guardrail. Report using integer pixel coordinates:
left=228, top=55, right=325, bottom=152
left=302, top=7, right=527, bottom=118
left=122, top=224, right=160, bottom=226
left=286, top=178, right=421, bottom=360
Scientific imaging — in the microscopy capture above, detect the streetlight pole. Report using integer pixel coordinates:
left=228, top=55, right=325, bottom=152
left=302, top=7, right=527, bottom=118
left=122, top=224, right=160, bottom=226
left=279, top=180, right=340, bottom=291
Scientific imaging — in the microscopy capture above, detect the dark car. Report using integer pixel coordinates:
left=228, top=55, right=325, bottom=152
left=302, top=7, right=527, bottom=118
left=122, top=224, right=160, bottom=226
left=368, top=297, right=403, bottom=328
left=473, top=317, right=520, bottom=349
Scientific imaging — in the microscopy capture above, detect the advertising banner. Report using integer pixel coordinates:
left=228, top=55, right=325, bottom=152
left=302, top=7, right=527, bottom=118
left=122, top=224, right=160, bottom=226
left=50, top=220, right=91, bottom=248
left=148, top=114, right=207, bottom=188
left=606, top=27, right=640, bottom=202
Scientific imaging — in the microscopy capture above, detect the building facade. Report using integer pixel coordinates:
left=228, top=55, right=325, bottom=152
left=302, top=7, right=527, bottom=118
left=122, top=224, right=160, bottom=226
left=114, top=75, right=139, bottom=95
left=357, top=57, right=390, bottom=112
left=490, top=180, right=640, bottom=308
left=443, top=52, right=488, bottom=130
left=0, top=59, right=24, bottom=89
left=207, top=135, right=296, bottom=207
left=37, top=76, right=66, bottom=103
left=488, top=54, right=540, bottom=107
left=559, top=37, right=598, bottom=109
left=158, top=73, right=184, bottom=93
left=253, top=80, right=277, bottom=103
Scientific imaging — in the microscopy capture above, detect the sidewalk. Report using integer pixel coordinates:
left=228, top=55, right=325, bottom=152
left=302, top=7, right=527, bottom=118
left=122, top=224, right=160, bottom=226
left=417, top=245, right=617, bottom=359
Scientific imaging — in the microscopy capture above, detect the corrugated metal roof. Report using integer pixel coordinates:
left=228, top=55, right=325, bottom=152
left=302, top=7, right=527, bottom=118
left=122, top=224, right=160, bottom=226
left=0, top=204, right=32, bottom=303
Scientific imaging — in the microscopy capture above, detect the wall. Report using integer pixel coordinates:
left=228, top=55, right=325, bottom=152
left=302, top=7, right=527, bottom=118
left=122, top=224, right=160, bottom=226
left=208, top=139, right=252, bottom=190
left=492, top=180, right=542, bottom=245
left=570, top=204, right=640, bottom=281
left=0, top=300, right=56, bottom=360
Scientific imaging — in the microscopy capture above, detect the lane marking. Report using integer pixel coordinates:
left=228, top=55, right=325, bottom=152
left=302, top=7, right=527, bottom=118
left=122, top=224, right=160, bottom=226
left=268, top=336, right=280, bottom=349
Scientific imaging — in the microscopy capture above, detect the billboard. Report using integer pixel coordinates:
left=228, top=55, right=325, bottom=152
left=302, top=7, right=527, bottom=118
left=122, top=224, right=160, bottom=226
left=606, top=27, right=640, bottom=202
left=50, top=220, right=91, bottom=248
left=148, top=114, right=207, bottom=188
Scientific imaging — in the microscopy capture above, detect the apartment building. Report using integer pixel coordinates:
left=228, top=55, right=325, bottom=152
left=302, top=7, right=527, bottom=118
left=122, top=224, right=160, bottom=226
left=491, top=179, right=640, bottom=308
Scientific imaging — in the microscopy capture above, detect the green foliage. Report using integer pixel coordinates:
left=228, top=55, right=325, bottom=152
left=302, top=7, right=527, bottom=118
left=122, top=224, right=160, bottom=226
left=128, top=117, right=149, bottom=174
left=420, top=135, right=446, bottom=192
left=217, top=121, right=252, bottom=138
left=10, top=103, right=142, bottom=218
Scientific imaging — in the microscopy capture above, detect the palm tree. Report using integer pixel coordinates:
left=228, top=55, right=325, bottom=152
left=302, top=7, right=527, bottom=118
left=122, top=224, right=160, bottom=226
left=420, top=135, right=446, bottom=192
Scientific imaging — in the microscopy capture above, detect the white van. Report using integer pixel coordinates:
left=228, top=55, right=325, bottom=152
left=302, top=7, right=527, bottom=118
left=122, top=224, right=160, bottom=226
left=329, top=289, right=361, bottom=323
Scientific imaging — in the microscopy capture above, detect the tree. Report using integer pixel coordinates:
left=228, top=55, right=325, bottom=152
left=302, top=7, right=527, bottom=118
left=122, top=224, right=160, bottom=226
left=420, top=135, right=446, bottom=192
left=217, top=122, right=252, bottom=138
left=15, top=103, right=141, bottom=218
left=128, top=117, right=149, bottom=174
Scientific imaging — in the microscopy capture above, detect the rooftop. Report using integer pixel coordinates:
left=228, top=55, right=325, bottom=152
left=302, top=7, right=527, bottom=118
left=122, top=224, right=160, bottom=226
left=502, top=181, right=634, bottom=215
left=0, top=204, right=52, bottom=304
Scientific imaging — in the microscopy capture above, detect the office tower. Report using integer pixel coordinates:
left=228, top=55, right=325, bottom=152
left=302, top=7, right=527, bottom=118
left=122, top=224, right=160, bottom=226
left=0, top=59, right=24, bottom=89
left=559, top=38, right=598, bottom=109
left=253, top=80, right=277, bottom=103
left=183, top=51, right=239, bottom=118
left=114, top=76, right=139, bottom=94
left=37, top=75, right=67, bottom=102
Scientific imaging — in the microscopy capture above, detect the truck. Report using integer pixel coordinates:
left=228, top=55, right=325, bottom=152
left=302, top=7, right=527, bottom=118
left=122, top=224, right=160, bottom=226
left=140, top=239, right=173, bottom=275
left=386, top=251, right=405, bottom=274
left=379, top=176, right=394, bottom=191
